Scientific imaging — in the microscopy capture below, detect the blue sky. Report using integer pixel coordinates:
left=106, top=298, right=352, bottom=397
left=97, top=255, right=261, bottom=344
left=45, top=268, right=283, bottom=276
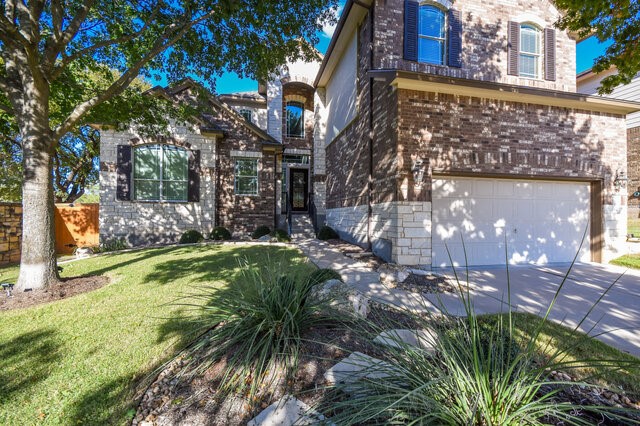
left=210, top=4, right=611, bottom=94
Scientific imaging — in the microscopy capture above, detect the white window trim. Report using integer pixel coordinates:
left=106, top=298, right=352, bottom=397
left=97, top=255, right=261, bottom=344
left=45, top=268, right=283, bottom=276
left=519, top=23, right=543, bottom=80
left=234, top=158, right=259, bottom=196
left=239, top=108, right=253, bottom=123
left=133, top=144, right=189, bottom=203
left=418, top=2, right=448, bottom=66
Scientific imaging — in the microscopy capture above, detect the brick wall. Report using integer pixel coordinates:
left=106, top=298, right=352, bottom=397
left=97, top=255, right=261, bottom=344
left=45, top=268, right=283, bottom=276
left=0, top=203, right=21, bottom=265
left=373, top=0, right=576, bottom=92
left=628, top=126, right=640, bottom=234
left=397, top=90, right=627, bottom=202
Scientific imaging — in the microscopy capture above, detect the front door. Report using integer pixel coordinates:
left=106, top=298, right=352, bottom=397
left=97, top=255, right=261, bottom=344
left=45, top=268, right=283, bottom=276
left=289, top=169, right=308, bottom=212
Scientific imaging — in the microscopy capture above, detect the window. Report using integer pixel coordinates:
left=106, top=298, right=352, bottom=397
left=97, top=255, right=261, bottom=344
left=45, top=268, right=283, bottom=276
left=519, top=24, right=541, bottom=79
left=239, top=108, right=252, bottom=123
left=133, top=145, right=188, bottom=201
left=418, top=4, right=446, bottom=65
left=234, top=158, right=258, bottom=195
left=282, top=154, right=310, bottom=165
left=286, top=101, right=305, bottom=138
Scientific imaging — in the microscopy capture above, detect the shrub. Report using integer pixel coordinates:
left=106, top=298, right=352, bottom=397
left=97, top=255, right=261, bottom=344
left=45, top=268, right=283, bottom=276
left=307, top=268, right=342, bottom=287
left=317, top=225, right=339, bottom=240
left=184, top=259, right=344, bottom=401
left=270, top=228, right=291, bottom=242
left=92, top=238, right=128, bottom=253
left=179, top=230, right=204, bottom=244
left=251, top=225, right=271, bottom=239
left=322, top=245, right=639, bottom=425
left=209, top=226, right=232, bottom=241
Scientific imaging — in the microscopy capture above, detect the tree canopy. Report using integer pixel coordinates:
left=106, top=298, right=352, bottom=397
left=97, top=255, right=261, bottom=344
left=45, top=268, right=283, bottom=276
left=555, top=0, right=640, bottom=94
left=0, top=0, right=336, bottom=290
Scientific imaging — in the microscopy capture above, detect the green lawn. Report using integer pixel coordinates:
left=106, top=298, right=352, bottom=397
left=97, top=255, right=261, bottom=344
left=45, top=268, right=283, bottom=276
left=611, top=254, right=640, bottom=270
left=492, top=313, right=640, bottom=395
left=0, top=244, right=312, bottom=425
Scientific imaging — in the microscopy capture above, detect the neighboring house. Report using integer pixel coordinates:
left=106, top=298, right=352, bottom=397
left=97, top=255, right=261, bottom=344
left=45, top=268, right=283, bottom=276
left=313, top=0, right=639, bottom=267
left=577, top=69, right=640, bottom=235
left=100, top=0, right=640, bottom=269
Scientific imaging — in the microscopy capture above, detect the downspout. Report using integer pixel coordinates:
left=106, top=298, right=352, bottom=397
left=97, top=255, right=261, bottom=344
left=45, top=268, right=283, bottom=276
left=367, top=3, right=375, bottom=251
left=274, top=149, right=279, bottom=231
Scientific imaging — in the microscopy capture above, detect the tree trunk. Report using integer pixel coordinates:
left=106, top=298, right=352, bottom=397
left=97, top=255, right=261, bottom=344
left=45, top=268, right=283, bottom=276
left=16, top=133, right=59, bottom=291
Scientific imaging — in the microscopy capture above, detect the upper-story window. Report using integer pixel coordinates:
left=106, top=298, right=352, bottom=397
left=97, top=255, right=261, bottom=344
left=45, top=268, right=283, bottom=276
left=133, top=145, right=188, bottom=202
left=519, top=24, right=541, bottom=79
left=286, top=101, right=305, bottom=138
left=239, top=108, right=253, bottom=124
left=418, top=4, right=447, bottom=65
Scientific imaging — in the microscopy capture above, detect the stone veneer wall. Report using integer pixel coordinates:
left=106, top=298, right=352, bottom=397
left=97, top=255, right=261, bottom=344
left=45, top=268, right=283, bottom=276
left=628, top=126, right=640, bottom=234
left=99, top=127, right=217, bottom=246
left=0, top=203, right=22, bottom=265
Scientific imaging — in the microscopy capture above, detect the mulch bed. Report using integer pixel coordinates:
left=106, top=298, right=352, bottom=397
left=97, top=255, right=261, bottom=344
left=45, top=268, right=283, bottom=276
left=0, top=275, right=109, bottom=311
left=393, top=273, right=456, bottom=294
left=324, top=239, right=385, bottom=269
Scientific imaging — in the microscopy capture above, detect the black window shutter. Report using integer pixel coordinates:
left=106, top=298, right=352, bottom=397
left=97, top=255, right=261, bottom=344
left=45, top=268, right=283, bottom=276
left=507, top=21, right=520, bottom=76
left=116, top=145, right=132, bottom=201
left=544, top=27, right=556, bottom=81
left=188, top=149, right=200, bottom=202
left=404, top=0, right=419, bottom=62
left=448, top=9, right=462, bottom=68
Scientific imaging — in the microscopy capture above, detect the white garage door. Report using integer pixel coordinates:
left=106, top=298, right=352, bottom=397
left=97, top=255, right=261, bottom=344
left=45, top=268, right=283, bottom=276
left=432, top=177, right=591, bottom=268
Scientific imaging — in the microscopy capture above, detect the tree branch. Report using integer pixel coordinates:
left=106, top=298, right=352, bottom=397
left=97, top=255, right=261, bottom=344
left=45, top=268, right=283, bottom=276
left=43, top=0, right=97, bottom=75
left=52, top=4, right=161, bottom=80
left=55, top=10, right=215, bottom=139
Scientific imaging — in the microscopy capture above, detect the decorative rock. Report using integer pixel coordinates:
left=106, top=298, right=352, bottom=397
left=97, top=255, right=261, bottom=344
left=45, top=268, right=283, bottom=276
left=74, top=247, right=94, bottom=259
left=257, top=235, right=273, bottom=242
left=373, top=329, right=437, bottom=353
left=310, top=279, right=370, bottom=318
left=324, top=352, right=394, bottom=385
left=378, top=264, right=410, bottom=286
left=407, top=268, right=430, bottom=276
left=247, top=395, right=328, bottom=426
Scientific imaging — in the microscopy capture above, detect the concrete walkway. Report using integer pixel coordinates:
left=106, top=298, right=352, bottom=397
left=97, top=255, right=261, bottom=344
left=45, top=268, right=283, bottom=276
left=297, top=239, right=640, bottom=357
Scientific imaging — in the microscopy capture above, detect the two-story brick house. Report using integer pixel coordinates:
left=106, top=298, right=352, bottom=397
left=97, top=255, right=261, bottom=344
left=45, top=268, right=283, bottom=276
left=314, top=0, right=639, bottom=267
left=100, top=0, right=640, bottom=269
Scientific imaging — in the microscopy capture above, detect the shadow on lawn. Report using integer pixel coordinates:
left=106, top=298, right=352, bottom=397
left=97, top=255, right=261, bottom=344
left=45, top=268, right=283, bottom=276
left=0, top=329, right=62, bottom=402
left=151, top=245, right=312, bottom=350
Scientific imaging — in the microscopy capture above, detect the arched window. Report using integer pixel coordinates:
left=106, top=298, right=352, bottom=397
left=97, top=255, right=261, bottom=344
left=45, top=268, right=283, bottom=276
left=519, top=24, right=541, bottom=79
left=133, top=145, right=188, bottom=201
left=286, top=101, right=305, bottom=138
left=418, top=4, right=447, bottom=65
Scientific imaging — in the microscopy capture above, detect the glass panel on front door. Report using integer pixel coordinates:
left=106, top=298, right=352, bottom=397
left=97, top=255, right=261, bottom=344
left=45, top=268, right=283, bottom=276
left=290, top=170, right=308, bottom=211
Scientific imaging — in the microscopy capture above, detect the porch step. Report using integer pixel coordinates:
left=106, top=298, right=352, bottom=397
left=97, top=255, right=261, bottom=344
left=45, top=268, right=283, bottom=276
left=290, top=214, right=316, bottom=239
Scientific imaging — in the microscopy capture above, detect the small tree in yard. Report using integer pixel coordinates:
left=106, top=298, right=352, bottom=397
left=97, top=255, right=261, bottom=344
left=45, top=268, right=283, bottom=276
left=555, top=0, right=640, bottom=94
left=0, top=0, right=335, bottom=291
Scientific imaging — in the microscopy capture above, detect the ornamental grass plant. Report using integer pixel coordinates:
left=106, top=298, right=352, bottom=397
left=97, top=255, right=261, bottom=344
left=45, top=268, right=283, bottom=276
left=179, top=257, right=347, bottom=402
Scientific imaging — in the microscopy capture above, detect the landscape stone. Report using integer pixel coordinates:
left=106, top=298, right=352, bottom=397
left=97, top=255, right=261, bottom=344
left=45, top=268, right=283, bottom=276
left=310, top=279, right=370, bottom=318
left=373, top=328, right=437, bottom=353
left=324, top=352, right=394, bottom=385
left=378, top=263, right=410, bottom=285
left=247, top=395, right=327, bottom=426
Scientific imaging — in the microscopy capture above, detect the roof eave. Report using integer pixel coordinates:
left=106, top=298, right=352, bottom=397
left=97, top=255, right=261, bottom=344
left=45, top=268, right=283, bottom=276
left=388, top=71, right=640, bottom=115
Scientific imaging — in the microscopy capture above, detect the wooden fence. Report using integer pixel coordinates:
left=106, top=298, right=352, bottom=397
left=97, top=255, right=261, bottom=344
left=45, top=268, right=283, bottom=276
left=54, top=203, right=100, bottom=254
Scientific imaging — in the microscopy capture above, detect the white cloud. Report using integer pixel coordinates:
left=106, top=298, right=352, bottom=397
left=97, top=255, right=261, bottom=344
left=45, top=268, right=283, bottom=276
left=321, top=5, right=344, bottom=38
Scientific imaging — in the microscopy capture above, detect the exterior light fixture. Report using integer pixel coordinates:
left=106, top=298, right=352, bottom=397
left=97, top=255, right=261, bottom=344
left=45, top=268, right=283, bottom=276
left=613, top=170, right=629, bottom=191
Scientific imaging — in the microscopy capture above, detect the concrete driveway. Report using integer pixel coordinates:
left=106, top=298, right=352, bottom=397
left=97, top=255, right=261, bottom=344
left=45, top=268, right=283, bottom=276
left=425, top=263, right=640, bottom=357
left=298, top=239, right=640, bottom=357
left=351, top=262, right=640, bottom=356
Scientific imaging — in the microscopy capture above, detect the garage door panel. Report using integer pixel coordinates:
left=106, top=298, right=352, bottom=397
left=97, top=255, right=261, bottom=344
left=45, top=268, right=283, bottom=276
left=432, top=178, right=591, bottom=268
